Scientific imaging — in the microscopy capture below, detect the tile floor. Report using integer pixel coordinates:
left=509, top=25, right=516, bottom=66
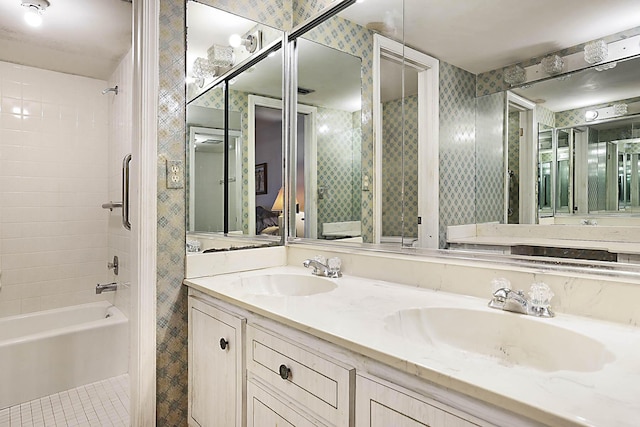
left=0, top=375, right=129, bottom=427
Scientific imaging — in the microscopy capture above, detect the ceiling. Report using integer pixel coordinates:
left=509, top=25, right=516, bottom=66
left=6, top=0, right=637, bottom=105
left=0, top=0, right=131, bottom=80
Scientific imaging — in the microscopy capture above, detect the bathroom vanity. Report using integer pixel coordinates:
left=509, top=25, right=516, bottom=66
left=184, top=251, right=640, bottom=427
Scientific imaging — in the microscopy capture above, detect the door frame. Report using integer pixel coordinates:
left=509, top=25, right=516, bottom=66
left=248, top=95, right=317, bottom=237
left=373, top=34, right=439, bottom=248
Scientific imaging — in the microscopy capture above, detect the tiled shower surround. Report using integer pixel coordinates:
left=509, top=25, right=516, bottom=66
left=0, top=61, right=111, bottom=317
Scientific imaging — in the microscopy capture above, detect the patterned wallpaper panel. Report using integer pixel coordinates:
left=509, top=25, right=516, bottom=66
left=198, top=0, right=292, bottom=30
left=292, top=0, right=333, bottom=26
left=588, top=129, right=604, bottom=211
left=316, top=106, right=361, bottom=234
left=536, top=104, right=555, bottom=128
left=157, top=0, right=188, bottom=425
left=382, top=95, right=418, bottom=238
left=475, top=92, right=505, bottom=224
left=507, top=111, right=520, bottom=224
left=439, top=61, right=477, bottom=248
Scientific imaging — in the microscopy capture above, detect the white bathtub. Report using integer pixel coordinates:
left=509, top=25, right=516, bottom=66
left=0, top=301, right=128, bottom=409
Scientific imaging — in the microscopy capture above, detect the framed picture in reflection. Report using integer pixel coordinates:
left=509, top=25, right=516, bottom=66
left=255, top=163, right=267, bottom=195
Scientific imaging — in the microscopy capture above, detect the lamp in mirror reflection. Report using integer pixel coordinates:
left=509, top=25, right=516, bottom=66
left=595, top=61, right=617, bottom=72
left=191, top=57, right=217, bottom=87
left=584, top=39, right=608, bottom=64
left=541, top=54, right=564, bottom=75
left=503, top=64, right=526, bottom=85
left=585, top=103, right=628, bottom=122
left=207, top=44, right=235, bottom=67
left=228, top=30, right=262, bottom=53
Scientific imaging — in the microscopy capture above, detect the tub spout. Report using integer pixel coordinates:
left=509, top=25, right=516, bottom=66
left=96, top=282, right=118, bottom=294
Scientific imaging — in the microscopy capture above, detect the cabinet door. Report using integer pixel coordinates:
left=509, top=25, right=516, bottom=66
left=189, top=298, right=245, bottom=427
left=356, top=376, right=482, bottom=427
left=247, top=379, right=326, bottom=427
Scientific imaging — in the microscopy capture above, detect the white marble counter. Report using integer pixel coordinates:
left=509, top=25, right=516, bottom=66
left=184, top=266, right=640, bottom=427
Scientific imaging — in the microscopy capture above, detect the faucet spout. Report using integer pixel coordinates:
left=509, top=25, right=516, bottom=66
left=303, top=259, right=330, bottom=277
left=96, top=282, right=118, bottom=294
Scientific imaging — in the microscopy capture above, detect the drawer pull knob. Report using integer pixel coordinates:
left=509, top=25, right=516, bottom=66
left=279, top=364, right=290, bottom=380
left=219, top=338, right=228, bottom=350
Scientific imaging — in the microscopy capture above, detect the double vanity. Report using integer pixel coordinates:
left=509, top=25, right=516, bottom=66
left=184, top=245, right=640, bottom=427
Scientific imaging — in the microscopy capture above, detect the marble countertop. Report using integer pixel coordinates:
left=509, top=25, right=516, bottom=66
left=184, top=266, right=640, bottom=427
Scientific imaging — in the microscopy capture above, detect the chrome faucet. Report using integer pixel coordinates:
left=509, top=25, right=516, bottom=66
left=96, top=282, right=118, bottom=294
left=303, top=256, right=342, bottom=278
left=489, top=282, right=554, bottom=318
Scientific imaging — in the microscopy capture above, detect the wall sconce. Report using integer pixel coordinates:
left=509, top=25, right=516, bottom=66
left=584, top=110, right=598, bottom=121
left=541, top=54, right=564, bottom=75
left=21, top=0, right=50, bottom=27
left=228, top=30, right=262, bottom=53
left=595, top=62, right=617, bottom=72
left=584, top=39, right=608, bottom=64
left=191, top=57, right=217, bottom=87
left=207, top=44, right=235, bottom=68
left=503, top=64, right=526, bottom=85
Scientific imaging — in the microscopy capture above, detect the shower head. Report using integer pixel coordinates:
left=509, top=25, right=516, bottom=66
left=102, top=85, right=119, bottom=95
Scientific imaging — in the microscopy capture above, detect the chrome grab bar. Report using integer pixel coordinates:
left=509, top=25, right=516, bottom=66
left=122, top=154, right=132, bottom=230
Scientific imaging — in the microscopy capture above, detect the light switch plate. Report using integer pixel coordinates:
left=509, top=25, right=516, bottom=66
left=166, top=160, right=183, bottom=189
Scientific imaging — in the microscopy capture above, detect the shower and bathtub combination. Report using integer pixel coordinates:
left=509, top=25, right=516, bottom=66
left=0, top=301, right=128, bottom=409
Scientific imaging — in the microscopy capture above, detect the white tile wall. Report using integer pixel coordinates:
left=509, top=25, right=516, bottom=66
left=107, top=50, right=133, bottom=319
left=0, top=60, right=112, bottom=317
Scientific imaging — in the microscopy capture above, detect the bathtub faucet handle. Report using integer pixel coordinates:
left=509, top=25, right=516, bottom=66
left=96, top=282, right=118, bottom=294
left=107, top=256, right=119, bottom=276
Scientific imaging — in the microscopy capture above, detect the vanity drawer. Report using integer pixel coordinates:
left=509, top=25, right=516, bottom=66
left=246, top=324, right=355, bottom=426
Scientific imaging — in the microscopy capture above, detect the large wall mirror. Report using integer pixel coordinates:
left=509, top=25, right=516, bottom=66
left=285, top=0, right=640, bottom=267
left=185, top=1, right=285, bottom=252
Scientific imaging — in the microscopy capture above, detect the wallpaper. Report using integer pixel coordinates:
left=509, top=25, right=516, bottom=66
left=438, top=61, right=477, bottom=248
left=475, top=92, right=505, bottom=224
left=316, top=106, right=361, bottom=235
left=507, top=111, right=520, bottom=224
left=382, top=95, right=418, bottom=238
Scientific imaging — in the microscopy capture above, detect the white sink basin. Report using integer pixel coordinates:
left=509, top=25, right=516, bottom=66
left=236, top=274, right=337, bottom=296
left=384, top=307, right=614, bottom=372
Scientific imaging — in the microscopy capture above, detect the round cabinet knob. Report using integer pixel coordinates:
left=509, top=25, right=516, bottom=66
left=279, top=364, right=290, bottom=380
left=219, top=338, right=228, bottom=350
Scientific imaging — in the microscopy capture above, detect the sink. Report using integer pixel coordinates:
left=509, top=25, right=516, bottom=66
left=384, top=307, right=614, bottom=372
left=235, top=274, right=337, bottom=296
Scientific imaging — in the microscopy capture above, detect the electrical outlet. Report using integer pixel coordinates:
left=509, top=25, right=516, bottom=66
left=166, top=160, right=183, bottom=189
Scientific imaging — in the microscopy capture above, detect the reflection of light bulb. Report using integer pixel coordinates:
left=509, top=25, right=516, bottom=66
left=24, top=6, right=42, bottom=27
left=229, top=34, right=242, bottom=48
left=585, top=110, right=598, bottom=121
left=319, top=125, right=329, bottom=134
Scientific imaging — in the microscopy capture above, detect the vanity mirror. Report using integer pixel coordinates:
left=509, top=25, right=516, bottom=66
left=185, top=1, right=285, bottom=251
left=285, top=0, right=640, bottom=266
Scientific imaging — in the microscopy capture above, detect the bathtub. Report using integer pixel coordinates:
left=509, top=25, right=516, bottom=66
left=0, top=301, right=128, bottom=409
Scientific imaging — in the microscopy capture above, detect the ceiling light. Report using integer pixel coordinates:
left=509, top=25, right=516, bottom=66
left=584, top=39, right=608, bottom=64
left=21, top=0, right=49, bottom=28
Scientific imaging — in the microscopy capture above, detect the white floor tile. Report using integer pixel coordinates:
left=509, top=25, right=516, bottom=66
left=3, top=374, right=129, bottom=426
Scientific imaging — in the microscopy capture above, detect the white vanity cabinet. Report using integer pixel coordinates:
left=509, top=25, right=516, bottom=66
left=356, top=375, right=491, bottom=427
left=188, top=296, right=246, bottom=427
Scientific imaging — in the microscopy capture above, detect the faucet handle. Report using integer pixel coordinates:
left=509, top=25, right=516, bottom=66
left=491, top=277, right=511, bottom=293
left=327, top=257, right=342, bottom=278
left=528, top=282, right=554, bottom=316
